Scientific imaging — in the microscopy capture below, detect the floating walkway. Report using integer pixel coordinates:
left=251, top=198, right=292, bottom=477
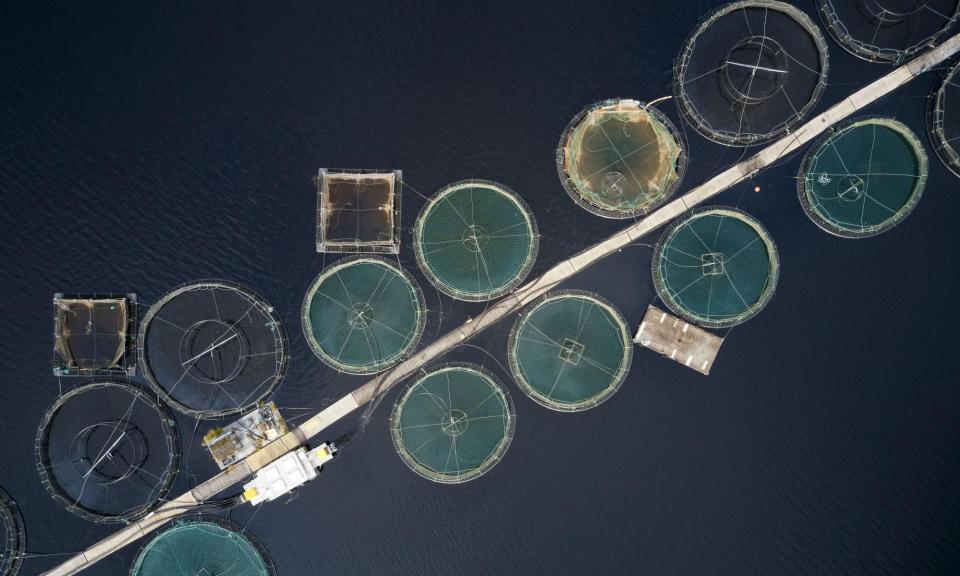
left=42, top=30, right=960, bottom=576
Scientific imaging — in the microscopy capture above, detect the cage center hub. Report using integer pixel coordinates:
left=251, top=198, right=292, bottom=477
left=837, top=175, right=866, bottom=202
left=70, top=420, right=147, bottom=484
left=348, top=303, right=374, bottom=328
left=701, top=253, right=726, bottom=276
left=461, top=225, right=489, bottom=253
left=180, top=319, right=247, bottom=385
left=441, top=409, right=469, bottom=436
left=722, top=36, right=789, bottom=103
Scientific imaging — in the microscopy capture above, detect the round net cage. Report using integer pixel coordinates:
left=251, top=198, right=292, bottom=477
left=818, top=0, right=959, bottom=63
left=798, top=117, right=928, bottom=238
left=390, top=363, right=515, bottom=484
left=929, top=60, right=960, bottom=178
left=0, top=487, right=24, bottom=576
left=652, top=207, right=779, bottom=328
left=35, top=382, right=179, bottom=523
left=556, top=99, right=687, bottom=218
left=413, top=180, right=539, bottom=301
left=302, top=256, right=426, bottom=375
left=507, top=291, right=633, bottom=412
left=674, top=0, right=830, bottom=146
left=130, top=516, right=276, bottom=576
left=139, top=281, right=287, bottom=419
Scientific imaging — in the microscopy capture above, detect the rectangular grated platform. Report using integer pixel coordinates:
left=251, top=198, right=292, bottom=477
left=633, top=305, right=722, bottom=375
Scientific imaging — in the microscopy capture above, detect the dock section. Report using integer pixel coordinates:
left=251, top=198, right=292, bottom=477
left=634, top=305, right=722, bottom=375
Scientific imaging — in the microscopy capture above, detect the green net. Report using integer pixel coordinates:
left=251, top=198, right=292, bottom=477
left=414, top=180, right=538, bottom=301
left=798, top=117, right=928, bottom=238
left=652, top=208, right=779, bottom=328
left=508, top=291, right=632, bottom=412
left=130, top=518, right=274, bottom=576
left=558, top=99, right=685, bottom=218
left=302, top=257, right=425, bottom=374
left=390, top=364, right=515, bottom=484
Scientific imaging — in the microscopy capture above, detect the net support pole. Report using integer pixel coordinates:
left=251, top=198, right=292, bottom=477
left=41, top=30, right=960, bottom=576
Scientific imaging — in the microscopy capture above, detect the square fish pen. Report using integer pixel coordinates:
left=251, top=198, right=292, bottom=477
left=316, top=168, right=402, bottom=254
left=53, top=293, right=137, bottom=377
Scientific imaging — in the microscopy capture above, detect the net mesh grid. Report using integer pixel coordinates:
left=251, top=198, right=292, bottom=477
left=556, top=99, right=687, bottom=218
left=507, top=290, right=633, bottom=412
left=0, top=487, right=24, bottom=576
left=130, top=516, right=276, bottom=576
left=138, top=280, right=288, bottom=419
left=928, top=60, right=960, bottom=177
left=652, top=206, right=779, bottom=329
left=302, top=256, right=426, bottom=375
left=390, top=363, right=515, bottom=484
left=413, top=179, right=539, bottom=302
left=35, top=381, right=180, bottom=524
left=315, top=168, right=402, bottom=255
left=818, top=0, right=960, bottom=63
left=53, top=293, right=137, bottom=377
left=798, top=117, right=928, bottom=238
left=673, top=0, right=830, bottom=146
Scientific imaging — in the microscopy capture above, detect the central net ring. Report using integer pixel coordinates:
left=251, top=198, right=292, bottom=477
left=722, top=36, right=789, bottom=104
left=180, top=319, right=247, bottom=385
left=440, top=409, right=469, bottom=436
left=600, top=171, right=628, bottom=201
left=461, top=225, right=489, bottom=253
left=70, top=420, right=147, bottom=485
left=348, top=303, right=373, bottom=328
left=837, top=175, right=866, bottom=202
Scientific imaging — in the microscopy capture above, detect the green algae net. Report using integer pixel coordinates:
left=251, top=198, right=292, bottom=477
left=414, top=180, right=538, bottom=301
left=652, top=207, right=779, bottom=328
left=390, top=364, right=515, bottom=483
left=508, top=291, right=632, bottom=412
left=302, top=256, right=425, bottom=374
left=130, top=518, right=274, bottom=576
left=798, top=117, right=927, bottom=238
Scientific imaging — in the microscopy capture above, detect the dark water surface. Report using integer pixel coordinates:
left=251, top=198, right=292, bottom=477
left=2, top=1, right=959, bottom=574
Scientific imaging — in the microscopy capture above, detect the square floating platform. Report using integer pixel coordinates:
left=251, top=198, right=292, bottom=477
left=701, top=252, right=725, bottom=276
left=53, top=293, right=137, bottom=376
left=558, top=338, right=584, bottom=365
left=316, top=168, right=402, bottom=254
left=634, top=305, right=722, bottom=375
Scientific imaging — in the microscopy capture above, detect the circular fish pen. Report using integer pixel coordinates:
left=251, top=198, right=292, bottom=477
left=302, top=256, right=426, bottom=375
left=508, top=291, right=632, bottom=412
left=130, top=516, right=275, bottom=576
left=929, top=60, right=960, bottom=177
left=674, top=0, right=829, bottom=146
left=139, top=280, right=288, bottom=419
left=798, top=117, right=928, bottom=238
left=557, top=99, right=686, bottom=218
left=35, top=382, right=179, bottom=523
left=390, top=363, right=515, bottom=484
left=652, top=207, right=779, bottom=328
left=413, top=180, right=539, bottom=301
left=0, top=487, right=24, bottom=576
left=818, top=0, right=959, bottom=63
